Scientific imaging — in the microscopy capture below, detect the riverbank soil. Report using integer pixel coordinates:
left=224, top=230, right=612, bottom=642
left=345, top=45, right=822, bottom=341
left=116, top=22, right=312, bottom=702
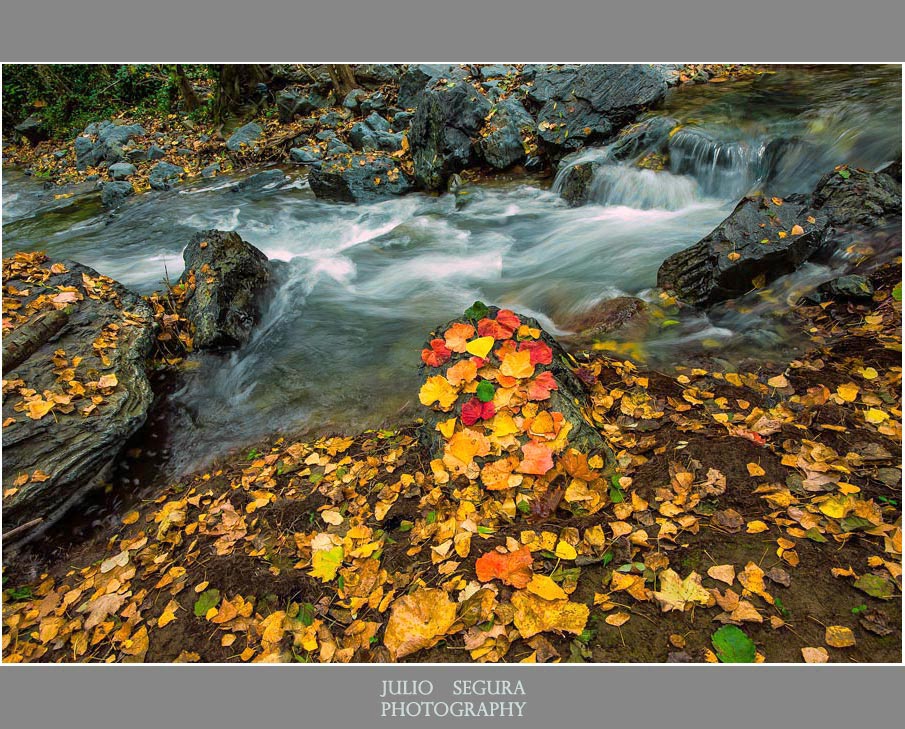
left=3, top=259, right=899, bottom=663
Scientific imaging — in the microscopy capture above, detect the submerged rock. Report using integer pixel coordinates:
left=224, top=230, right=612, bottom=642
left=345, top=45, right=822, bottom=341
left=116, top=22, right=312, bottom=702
left=561, top=297, right=650, bottom=347
left=229, top=169, right=286, bottom=192
left=178, top=230, right=272, bottom=350
left=802, top=274, right=876, bottom=305
left=417, top=306, right=612, bottom=490
left=409, top=79, right=492, bottom=190
left=308, top=154, right=413, bottom=202
left=1, top=256, right=155, bottom=541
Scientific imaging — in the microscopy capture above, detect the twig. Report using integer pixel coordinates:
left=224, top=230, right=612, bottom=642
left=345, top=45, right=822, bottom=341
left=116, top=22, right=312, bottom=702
left=2, top=518, right=44, bottom=542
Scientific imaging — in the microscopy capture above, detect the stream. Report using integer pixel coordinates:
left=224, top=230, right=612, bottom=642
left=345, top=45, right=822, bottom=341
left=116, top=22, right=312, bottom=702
left=3, top=65, right=901, bottom=484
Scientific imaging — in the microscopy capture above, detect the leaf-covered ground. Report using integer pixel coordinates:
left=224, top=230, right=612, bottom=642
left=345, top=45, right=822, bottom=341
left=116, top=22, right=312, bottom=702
left=2, top=259, right=900, bottom=663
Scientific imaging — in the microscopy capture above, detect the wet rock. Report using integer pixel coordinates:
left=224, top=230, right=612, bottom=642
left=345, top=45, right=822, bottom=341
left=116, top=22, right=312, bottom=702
left=878, top=157, right=901, bottom=185
left=479, top=98, right=535, bottom=170
left=108, top=162, right=137, bottom=180
left=811, top=167, right=901, bottom=229
left=417, top=306, right=612, bottom=470
left=74, top=136, right=105, bottom=170
left=360, top=92, right=388, bottom=115
left=147, top=144, right=166, bottom=161
left=398, top=64, right=465, bottom=109
left=1, top=258, right=155, bottom=541
left=557, top=159, right=599, bottom=207
left=200, top=162, right=221, bottom=178
left=610, top=116, right=678, bottom=162
left=99, top=180, right=135, bottom=208
left=815, top=274, right=875, bottom=302
left=326, top=139, right=352, bottom=156
left=308, top=154, right=413, bottom=203
left=178, top=230, right=272, bottom=350
left=409, top=79, right=492, bottom=190
left=349, top=114, right=404, bottom=153
left=479, top=64, right=516, bottom=79
left=229, top=169, right=286, bottom=192
left=534, top=65, right=668, bottom=153
left=225, top=122, right=263, bottom=152
left=342, top=88, right=365, bottom=110
left=392, top=111, right=414, bottom=131
left=658, top=195, right=830, bottom=307
left=14, top=115, right=48, bottom=145
left=561, top=297, right=650, bottom=347
left=148, top=162, right=185, bottom=191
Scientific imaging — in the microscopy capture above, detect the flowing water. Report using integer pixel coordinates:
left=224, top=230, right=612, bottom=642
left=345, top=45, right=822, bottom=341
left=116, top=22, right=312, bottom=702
left=3, top=65, right=901, bottom=476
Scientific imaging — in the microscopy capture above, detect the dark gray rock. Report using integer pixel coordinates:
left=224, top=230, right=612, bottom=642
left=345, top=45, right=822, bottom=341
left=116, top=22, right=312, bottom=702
left=178, top=230, right=271, bottom=350
left=479, top=64, right=516, bottom=79
left=99, top=180, right=135, bottom=207
left=409, top=79, right=492, bottom=190
left=610, top=116, right=678, bottom=162
left=309, top=154, right=413, bottom=202
left=561, top=297, right=650, bottom=348
left=657, top=195, right=830, bottom=307
left=326, top=139, right=351, bottom=156
left=53, top=149, right=69, bottom=160
left=75, top=136, right=104, bottom=170
left=556, top=158, right=600, bottom=207
left=315, top=130, right=337, bottom=142
left=1, top=260, right=154, bottom=541
left=343, top=88, right=366, bottom=110
left=108, top=162, right=137, bottom=180
left=318, top=110, right=348, bottom=128
left=817, top=275, right=876, bottom=302
left=226, top=122, right=264, bottom=152
left=229, top=169, right=286, bottom=192
left=289, top=146, right=323, bottom=165
left=365, top=112, right=391, bottom=132
left=200, top=163, right=221, bottom=178
left=147, top=144, right=166, bottom=161
left=15, top=115, right=47, bottom=145
left=148, top=162, right=185, bottom=191
left=534, top=65, right=668, bottom=153
left=478, top=98, right=534, bottom=170
left=354, top=64, right=400, bottom=87
left=360, top=92, right=387, bottom=114
left=878, top=157, right=901, bottom=185
left=811, top=167, right=901, bottom=229
left=349, top=119, right=404, bottom=153
left=392, top=111, right=414, bottom=131
left=398, top=64, right=466, bottom=108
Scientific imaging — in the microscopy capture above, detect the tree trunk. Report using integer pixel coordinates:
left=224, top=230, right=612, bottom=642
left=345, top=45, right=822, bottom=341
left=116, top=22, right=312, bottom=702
left=214, top=64, right=269, bottom=122
left=327, top=64, right=357, bottom=97
left=174, top=64, right=201, bottom=112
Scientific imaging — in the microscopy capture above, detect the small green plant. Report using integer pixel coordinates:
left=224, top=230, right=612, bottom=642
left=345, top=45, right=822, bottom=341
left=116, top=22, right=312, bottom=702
left=851, top=603, right=867, bottom=615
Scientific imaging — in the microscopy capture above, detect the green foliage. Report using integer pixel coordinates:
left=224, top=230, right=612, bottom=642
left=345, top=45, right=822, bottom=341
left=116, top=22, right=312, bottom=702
left=711, top=625, right=756, bottom=663
left=2, top=64, right=214, bottom=138
left=193, top=588, right=221, bottom=617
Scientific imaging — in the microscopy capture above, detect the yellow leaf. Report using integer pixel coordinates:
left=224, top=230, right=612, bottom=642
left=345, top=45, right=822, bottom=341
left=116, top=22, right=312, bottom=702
left=500, top=349, right=534, bottom=379
left=746, top=520, right=769, bottom=534
left=727, top=252, right=741, bottom=262
left=97, top=374, right=118, bottom=389
left=465, top=336, right=495, bottom=358
left=157, top=599, right=180, bottom=628
left=419, top=375, right=459, bottom=410
left=825, top=625, right=855, bottom=648
left=605, top=612, right=631, bottom=627
left=26, top=399, right=55, bottom=420
left=746, top=463, right=766, bottom=477
left=864, top=408, right=888, bottom=424
left=858, top=367, right=878, bottom=380
left=526, top=574, right=568, bottom=601
left=790, top=224, right=804, bottom=236
left=707, top=564, right=736, bottom=585
left=309, top=545, right=344, bottom=582
left=122, top=510, right=140, bottom=525
left=651, top=569, right=712, bottom=612
left=554, top=541, right=577, bottom=560
left=384, top=588, right=457, bottom=659
left=437, top=417, right=457, bottom=439
left=836, top=383, right=860, bottom=402
left=511, top=590, right=589, bottom=639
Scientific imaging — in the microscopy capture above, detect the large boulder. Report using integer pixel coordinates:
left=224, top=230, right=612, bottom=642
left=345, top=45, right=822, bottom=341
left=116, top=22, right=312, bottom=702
left=1, top=254, right=155, bottom=541
left=657, top=195, right=830, bottom=307
left=658, top=167, right=902, bottom=307
left=99, top=180, right=135, bottom=208
left=348, top=113, right=404, bottom=153
left=409, top=79, right=492, bottom=190
left=74, top=121, right=146, bottom=170
left=178, top=230, right=272, bottom=350
left=556, top=159, right=600, bottom=207
left=417, top=305, right=612, bottom=491
left=308, top=154, right=413, bottom=202
left=478, top=98, right=535, bottom=170
left=354, top=64, right=401, bottom=88
left=276, top=89, right=331, bottom=123
left=397, top=64, right=465, bottom=109
left=533, top=65, right=668, bottom=154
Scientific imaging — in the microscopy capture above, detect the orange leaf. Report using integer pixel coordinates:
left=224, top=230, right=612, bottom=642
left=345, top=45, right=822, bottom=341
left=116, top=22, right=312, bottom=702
left=444, top=322, right=476, bottom=353
left=475, top=547, right=533, bottom=588
left=518, top=441, right=554, bottom=475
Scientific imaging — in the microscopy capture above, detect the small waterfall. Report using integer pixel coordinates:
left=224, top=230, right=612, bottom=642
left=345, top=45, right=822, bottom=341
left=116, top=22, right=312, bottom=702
left=667, top=128, right=764, bottom=199
left=586, top=166, right=700, bottom=210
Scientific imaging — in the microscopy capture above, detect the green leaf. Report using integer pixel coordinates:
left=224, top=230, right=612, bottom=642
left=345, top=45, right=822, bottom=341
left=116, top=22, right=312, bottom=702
left=464, top=301, right=489, bottom=321
left=426, top=511, right=437, bottom=524
left=476, top=380, right=495, bottom=402
left=838, top=168, right=851, bottom=179
left=398, top=520, right=413, bottom=532
left=711, top=625, right=756, bottom=663
left=853, top=574, right=894, bottom=600
left=516, top=499, right=530, bottom=514
left=892, top=282, right=902, bottom=302
left=805, top=527, right=828, bottom=543
left=840, top=516, right=873, bottom=532
left=194, top=588, right=221, bottom=617
left=298, top=602, right=315, bottom=626
left=660, top=319, right=680, bottom=329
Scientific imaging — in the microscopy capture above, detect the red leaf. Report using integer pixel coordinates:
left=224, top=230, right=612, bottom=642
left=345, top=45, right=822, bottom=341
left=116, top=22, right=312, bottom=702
left=461, top=397, right=495, bottom=426
left=526, top=371, right=558, bottom=401
left=496, top=309, right=521, bottom=333
left=475, top=547, right=533, bottom=587
left=421, top=338, right=451, bottom=367
left=519, top=340, right=553, bottom=365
